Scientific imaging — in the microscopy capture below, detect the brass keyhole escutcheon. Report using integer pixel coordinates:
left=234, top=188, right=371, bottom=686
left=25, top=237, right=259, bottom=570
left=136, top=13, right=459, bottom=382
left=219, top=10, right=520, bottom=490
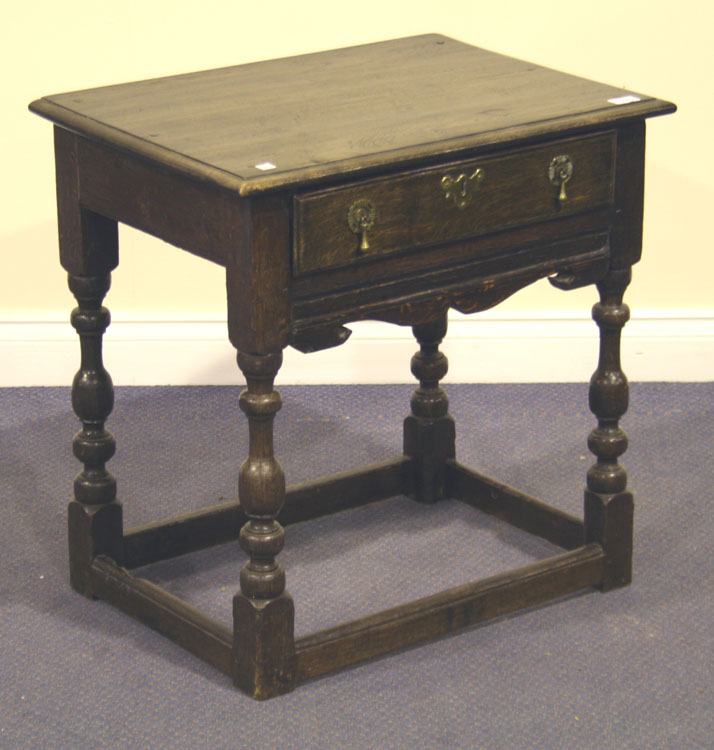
left=347, top=199, right=376, bottom=252
left=441, top=168, right=485, bottom=209
left=549, top=155, right=574, bottom=204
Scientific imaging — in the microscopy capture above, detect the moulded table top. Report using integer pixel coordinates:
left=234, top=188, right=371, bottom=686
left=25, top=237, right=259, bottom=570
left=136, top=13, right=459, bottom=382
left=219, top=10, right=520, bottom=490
left=30, top=34, right=675, bottom=195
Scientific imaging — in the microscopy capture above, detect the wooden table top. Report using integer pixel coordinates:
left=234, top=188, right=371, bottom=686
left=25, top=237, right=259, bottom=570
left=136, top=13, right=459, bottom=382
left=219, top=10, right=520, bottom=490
left=30, top=34, right=675, bottom=195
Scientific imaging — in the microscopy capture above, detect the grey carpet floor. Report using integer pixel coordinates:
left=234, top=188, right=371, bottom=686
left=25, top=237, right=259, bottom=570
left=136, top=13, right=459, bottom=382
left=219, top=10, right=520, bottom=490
left=1, top=383, right=712, bottom=749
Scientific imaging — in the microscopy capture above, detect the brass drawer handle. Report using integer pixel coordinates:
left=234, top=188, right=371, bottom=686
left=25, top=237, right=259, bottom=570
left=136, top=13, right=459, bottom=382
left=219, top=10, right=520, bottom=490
left=441, top=168, right=484, bottom=209
left=347, top=199, right=376, bottom=252
left=549, top=155, right=573, bottom=203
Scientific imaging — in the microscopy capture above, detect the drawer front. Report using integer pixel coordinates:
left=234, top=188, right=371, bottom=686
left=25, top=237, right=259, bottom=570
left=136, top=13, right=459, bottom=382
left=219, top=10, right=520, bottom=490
left=294, top=132, right=615, bottom=275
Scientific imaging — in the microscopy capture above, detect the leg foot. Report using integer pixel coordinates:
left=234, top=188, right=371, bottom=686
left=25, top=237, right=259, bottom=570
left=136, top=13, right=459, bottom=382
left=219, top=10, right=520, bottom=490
left=584, top=490, right=633, bottom=590
left=68, top=500, right=123, bottom=596
left=232, top=593, right=296, bottom=699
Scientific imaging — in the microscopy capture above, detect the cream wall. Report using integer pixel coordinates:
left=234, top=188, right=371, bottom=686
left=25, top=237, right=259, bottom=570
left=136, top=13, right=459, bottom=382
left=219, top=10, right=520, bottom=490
left=2, top=1, right=712, bottom=383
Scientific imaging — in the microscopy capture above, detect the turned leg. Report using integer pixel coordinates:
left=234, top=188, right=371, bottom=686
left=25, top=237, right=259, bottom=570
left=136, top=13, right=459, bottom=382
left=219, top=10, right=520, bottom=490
left=67, top=272, right=123, bottom=596
left=585, top=268, right=634, bottom=591
left=232, top=351, right=296, bottom=699
left=54, top=128, right=123, bottom=596
left=404, top=316, right=455, bottom=503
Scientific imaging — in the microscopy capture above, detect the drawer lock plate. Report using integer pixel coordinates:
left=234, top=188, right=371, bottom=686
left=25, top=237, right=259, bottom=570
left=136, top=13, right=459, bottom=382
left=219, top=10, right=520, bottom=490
left=441, top=168, right=485, bottom=209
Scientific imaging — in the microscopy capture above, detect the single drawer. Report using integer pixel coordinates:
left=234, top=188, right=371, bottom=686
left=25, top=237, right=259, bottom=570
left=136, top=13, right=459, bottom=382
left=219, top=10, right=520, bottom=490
left=293, top=132, right=615, bottom=275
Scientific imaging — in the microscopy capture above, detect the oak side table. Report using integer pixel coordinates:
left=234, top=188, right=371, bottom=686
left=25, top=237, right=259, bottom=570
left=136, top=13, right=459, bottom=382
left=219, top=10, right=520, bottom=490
left=30, top=35, right=675, bottom=699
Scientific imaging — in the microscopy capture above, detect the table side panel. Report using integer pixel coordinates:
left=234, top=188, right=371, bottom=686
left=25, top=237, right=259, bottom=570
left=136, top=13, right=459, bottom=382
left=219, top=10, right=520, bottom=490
left=73, top=130, right=240, bottom=267
left=226, top=193, right=293, bottom=353
left=610, top=120, right=646, bottom=267
left=54, top=127, right=119, bottom=276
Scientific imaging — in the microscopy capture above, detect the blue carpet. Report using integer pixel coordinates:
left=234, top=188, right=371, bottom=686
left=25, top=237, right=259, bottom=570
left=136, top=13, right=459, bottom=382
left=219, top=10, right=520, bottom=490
left=1, top=383, right=712, bottom=749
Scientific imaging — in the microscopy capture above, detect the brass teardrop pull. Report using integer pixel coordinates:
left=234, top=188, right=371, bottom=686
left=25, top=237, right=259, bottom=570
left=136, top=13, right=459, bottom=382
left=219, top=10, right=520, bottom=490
left=548, top=155, right=573, bottom=204
left=347, top=199, right=376, bottom=252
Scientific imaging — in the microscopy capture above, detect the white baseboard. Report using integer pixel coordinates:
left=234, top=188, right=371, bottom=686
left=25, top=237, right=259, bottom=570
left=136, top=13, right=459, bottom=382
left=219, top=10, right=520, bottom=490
left=2, top=310, right=713, bottom=386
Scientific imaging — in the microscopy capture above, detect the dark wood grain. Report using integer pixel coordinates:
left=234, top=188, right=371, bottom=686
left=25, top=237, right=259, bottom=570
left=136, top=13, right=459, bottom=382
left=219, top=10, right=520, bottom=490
left=278, top=457, right=411, bottom=526
left=295, top=544, right=605, bottom=681
left=293, top=237, right=611, bottom=330
left=54, top=128, right=118, bottom=276
left=75, top=132, right=239, bottom=266
left=403, top=317, right=455, bottom=503
left=292, top=213, right=611, bottom=306
left=123, top=458, right=411, bottom=568
left=585, top=269, right=634, bottom=590
left=123, top=501, right=245, bottom=569
left=231, top=351, right=296, bottom=698
left=90, top=556, right=233, bottom=674
left=30, top=35, right=675, bottom=699
left=30, top=36, right=674, bottom=196
left=294, top=132, right=615, bottom=274
left=610, top=121, right=646, bottom=268
left=66, top=273, right=124, bottom=594
left=446, top=461, right=585, bottom=550
left=226, top=195, right=292, bottom=354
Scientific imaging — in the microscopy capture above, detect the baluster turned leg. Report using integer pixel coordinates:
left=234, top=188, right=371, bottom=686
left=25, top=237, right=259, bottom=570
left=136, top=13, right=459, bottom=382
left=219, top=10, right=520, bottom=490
left=585, top=268, right=634, bottom=590
left=232, top=351, right=296, bottom=699
left=404, top=316, right=455, bottom=503
left=67, top=272, right=123, bottom=596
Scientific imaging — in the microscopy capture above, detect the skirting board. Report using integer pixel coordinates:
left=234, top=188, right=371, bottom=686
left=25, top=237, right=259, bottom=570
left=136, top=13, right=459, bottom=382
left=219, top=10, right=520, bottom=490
left=2, top=310, right=713, bottom=386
